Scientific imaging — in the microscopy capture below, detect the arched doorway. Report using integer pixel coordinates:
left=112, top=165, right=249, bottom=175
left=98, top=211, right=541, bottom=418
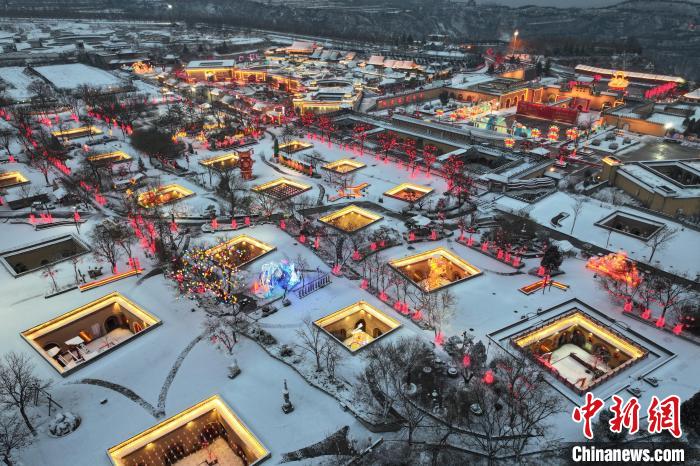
left=505, top=98, right=511, bottom=108
left=354, top=319, right=366, bottom=331
left=105, top=316, right=120, bottom=333
left=132, top=322, right=143, bottom=333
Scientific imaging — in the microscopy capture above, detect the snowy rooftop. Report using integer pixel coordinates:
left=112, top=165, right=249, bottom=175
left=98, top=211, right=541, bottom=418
left=32, top=63, right=124, bottom=90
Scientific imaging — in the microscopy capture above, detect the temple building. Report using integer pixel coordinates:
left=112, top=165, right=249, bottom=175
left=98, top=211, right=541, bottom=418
left=205, top=235, right=276, bottom=269
left=600, top=157, right=700, bottom=216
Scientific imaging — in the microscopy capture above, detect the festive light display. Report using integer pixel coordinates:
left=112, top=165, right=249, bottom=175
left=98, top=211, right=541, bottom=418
left=547, top=125, right=560, bottom=141
left=586, top=251, right=641, bottom=287
left=531, top=128, right=542, bottom=139
left=518, top=278, right=570, bottom=295
left=253, top=260, right=301, bottom=298
left=608, top=71, right=629, bottom=90
left=131, top=61, right=154, bottom=74
left=137, top=184, right=195, bottom=208
left=504, top=137, right=515, bottom=149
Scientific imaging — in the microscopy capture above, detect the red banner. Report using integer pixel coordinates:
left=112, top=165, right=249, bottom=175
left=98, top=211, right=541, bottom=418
left=517, top=101, right=579, bottom=125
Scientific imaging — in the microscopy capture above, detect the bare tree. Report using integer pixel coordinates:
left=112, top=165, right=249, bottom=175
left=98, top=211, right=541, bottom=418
left=41, top=264, right=59, bottom=293
left=202, top=309, right=248, bottom=355
left=0, top=129, right=13, bottom=157
left=497, top=353, right=562, bottom=460
left=0, top=412, right=32, bottom=466
left=0, top=352, right=51, bottom=436
left=321, top=339, right=342, bottom=381
left=647, top=227, right=678, bottom=262
left=411, top=289, right=456, bottom=337
left=88, top=221, right=123, bottom=273
left=296, top=317, right=324, bottom=372
left=570, top=197, right=585, bottom=234
left=355, top=337, right=432, bottom=433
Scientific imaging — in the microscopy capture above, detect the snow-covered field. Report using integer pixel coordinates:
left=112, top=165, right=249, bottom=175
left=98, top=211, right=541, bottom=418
left=0, top=66, right=38, bottom=101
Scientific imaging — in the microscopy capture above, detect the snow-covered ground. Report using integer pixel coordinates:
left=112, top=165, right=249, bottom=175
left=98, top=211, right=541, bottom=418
left=495, top=191, right=700, bottom=277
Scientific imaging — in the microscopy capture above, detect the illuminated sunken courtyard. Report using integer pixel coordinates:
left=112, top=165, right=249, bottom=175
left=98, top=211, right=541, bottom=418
left=21, top=292, right=161, bottom=376
left=511, top=310, right=648, bottom=394
left=137, top=184, right=195, bottom=208
left=87, top=150, right=132, bottom=167
left=199, top=152, right=239, bottom=171
left=0, top=234, right=90, bottom=277
left=318, top=204, right=383, bottom=233
left=279, top=140, right=312, bottom=154
left=205, top=235, right=276, bottom=269
left=322, top=158, right=366, bottom=174
left=52, top=125, right=102, bottom=140
left=314, top=301, right=401, bottom=352
left=383, top=183, right=433, bottom=202
left=0, top=171, right=30, bottom=189
left=389, top=247, right=482, bottom=293
left=252, top=177, right=312, bottom=200
left=107, top=395, right=269, bottom=466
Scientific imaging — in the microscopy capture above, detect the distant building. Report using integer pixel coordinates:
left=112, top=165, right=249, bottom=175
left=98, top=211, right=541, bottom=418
left=602, top=101, right=694, bottom=136
left=447, top=77, right=544, bottom=109
left=575, top=65, right=685, bottom=87
left=601, top=157, right=700, bottom=217
left=293, top=78, right=362, bottom=114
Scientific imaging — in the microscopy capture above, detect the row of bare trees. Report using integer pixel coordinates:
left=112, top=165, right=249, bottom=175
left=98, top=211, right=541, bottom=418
left=353, top=337, right=562, bottom=465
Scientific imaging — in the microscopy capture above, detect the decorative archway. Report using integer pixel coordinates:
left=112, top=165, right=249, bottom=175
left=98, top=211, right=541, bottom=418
left=105, top=316, right=120, bottom=333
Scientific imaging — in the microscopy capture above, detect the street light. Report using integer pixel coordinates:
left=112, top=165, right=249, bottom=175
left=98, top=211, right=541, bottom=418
left=512, top=30, right=519, bottom=57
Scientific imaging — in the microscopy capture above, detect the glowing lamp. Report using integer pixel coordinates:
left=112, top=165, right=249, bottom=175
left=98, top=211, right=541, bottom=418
left=462, top=354, right=471, bottom=367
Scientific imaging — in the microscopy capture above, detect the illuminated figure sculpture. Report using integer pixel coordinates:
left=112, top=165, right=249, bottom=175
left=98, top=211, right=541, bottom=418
left=255, top=260, right=301, bottom=297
